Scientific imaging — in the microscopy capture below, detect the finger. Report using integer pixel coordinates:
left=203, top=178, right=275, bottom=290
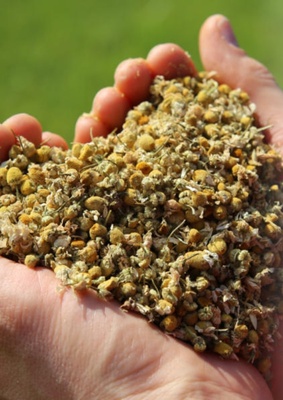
left=146, top=43, right=197, bottom=79
left=3, top=113, right=42, bottom=147
left=0, top=124, right=16, bottom=162
left=114, top=58, right=153, bottom=105
left=74, top=114, right=109, bottom=143
left=199, top=14, right=283, bottom=152
left=75, top=46, right=197, bottom=143
left=75, top=88, right=131, bottom=144
left=41, top=132, right=69, bottom=149
left=91, top=87, right=131, bottom=132
left=76, top=59, right=153, bottom=143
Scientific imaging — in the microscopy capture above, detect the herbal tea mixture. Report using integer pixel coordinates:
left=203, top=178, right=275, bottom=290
left=0, top=73, right=283, bottom=378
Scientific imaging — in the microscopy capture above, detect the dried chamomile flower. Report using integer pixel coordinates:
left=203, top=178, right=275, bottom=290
left=0, top=73, right=283, bottom=382
left=6, top=167, right=23, bottom=187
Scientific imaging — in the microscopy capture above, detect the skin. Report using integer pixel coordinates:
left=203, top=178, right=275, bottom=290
left=0, top=114, right=68, bottom=163
left=0, top=14, right=282, bottom=400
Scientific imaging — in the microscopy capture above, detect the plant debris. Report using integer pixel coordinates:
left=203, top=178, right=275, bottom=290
left=1, top=72, right=283, bottom=380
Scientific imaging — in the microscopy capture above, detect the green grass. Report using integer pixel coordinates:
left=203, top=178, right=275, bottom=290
left=0, top=0, right=281, bottom=144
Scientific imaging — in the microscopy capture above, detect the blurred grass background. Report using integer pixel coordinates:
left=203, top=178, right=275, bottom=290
left=0, top=0, right=282, bottom=144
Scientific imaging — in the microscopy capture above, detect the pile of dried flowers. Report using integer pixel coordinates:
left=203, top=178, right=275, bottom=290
left=0, top=72, right=282, bottom=379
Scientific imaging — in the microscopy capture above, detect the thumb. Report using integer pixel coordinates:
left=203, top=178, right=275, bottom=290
left=199, top=14, right=283, bottom=153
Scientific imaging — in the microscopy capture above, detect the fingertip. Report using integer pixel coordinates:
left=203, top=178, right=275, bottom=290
left=147, top=43, right=197, bottom=79
left=200, top=14, right=239, bottom=48
left=91, top=87, right=131, bottom=131
left=74, top=114, right=109, bottom=143
left=200, top=14, right=227, bottom=38
left=114, top=58, right=153, bottom=105
left=41, top=132, right=69, bottom=150
left=199, top=15, right=247, bottom=81
left=3, top=113, right=42, bottom=147
left=0, top=124, right=16, bottom=162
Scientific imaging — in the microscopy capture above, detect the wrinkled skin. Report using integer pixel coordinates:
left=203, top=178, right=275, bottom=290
left=0, top=14, right=282, bottom=400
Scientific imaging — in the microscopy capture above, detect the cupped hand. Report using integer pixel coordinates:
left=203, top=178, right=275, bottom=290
left=0, top=14, right=282, bottom=400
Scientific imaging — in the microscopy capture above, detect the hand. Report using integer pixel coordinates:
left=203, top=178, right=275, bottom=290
left=0, top=14, right=282, bottom=400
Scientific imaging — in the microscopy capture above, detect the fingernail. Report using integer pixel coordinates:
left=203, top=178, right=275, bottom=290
left=219, top=17, right=239, bottom=47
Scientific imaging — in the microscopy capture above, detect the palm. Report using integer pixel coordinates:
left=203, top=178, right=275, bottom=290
left=0, top=257, right=273, bottom=400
